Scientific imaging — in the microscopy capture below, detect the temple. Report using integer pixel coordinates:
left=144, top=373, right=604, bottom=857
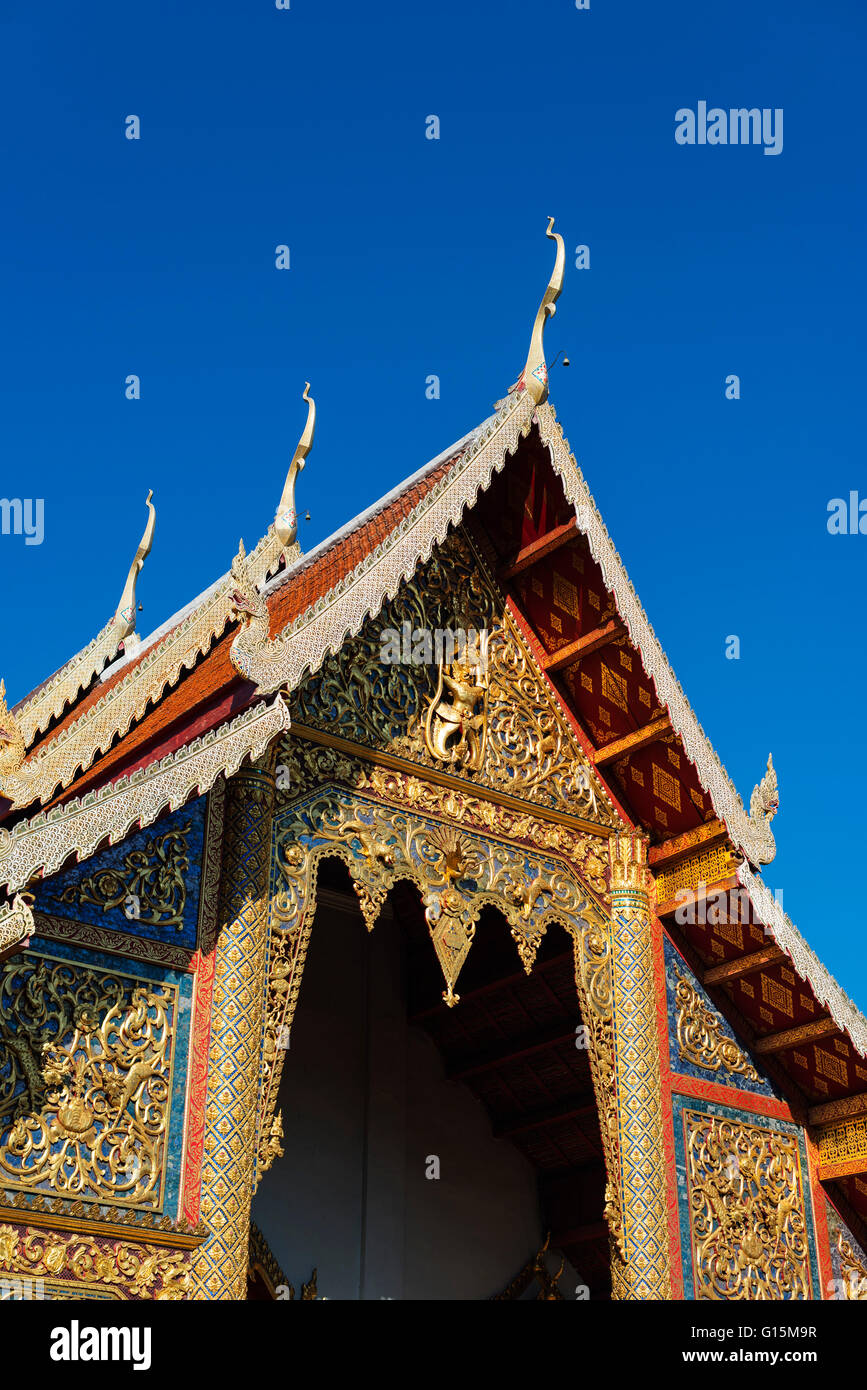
left=1, top=221, right=865, bottom=1302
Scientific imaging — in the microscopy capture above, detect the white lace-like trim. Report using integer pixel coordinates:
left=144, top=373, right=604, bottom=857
left=0, top=697, right=290, bottom=894
left=739, top=862, right=867, bottom=1057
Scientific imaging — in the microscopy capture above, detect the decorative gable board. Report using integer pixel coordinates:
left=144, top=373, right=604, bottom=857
left=289, top=529, right=618, bottom=832
left=663, top=936, right=777, bottom=1098
left=34, top=797, right=208, bottom=951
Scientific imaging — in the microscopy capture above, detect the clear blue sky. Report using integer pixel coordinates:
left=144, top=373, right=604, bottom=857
left=1, top=1, right=864, bottom=1001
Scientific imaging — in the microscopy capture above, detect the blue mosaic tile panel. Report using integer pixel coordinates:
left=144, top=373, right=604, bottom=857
left=35, top=797, right=207, bottom=950
left=664, top=935, right=777, bottom=1097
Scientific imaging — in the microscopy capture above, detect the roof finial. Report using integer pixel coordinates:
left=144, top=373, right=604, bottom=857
left=275, top=383, right=315, bottom=553
left=114, top=490, right=156, bottom=637
left=518, top=217, right=565, bottom=405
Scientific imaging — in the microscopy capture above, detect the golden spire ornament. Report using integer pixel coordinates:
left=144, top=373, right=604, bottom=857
left=114, top=490, right=156, bottom=635
left=516, top=217, right=565, bottom=405
left=274, top=382, right=315, bottom=556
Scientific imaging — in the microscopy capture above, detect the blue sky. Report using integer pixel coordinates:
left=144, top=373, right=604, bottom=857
left=1, top=0, right=864, bottom=999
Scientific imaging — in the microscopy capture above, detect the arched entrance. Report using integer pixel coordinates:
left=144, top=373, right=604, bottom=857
left=248, top=737, right=669, bottom=1298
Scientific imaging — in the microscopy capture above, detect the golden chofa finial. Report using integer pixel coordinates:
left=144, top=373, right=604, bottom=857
left=114, top=490, right=156, bottom=636
left=517, top=217, right=565, bottom=406
left=275, top=382, right=315, bottom=555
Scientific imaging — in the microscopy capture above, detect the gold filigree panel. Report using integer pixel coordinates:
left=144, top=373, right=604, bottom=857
left=0, top=1222, right=191, bottom=1299
left=0, top=952, right=175, bottom=1211
left=817, top=1116, right=867, bottom=1170
left=58, top=824, right=191, bottom=930
left=288, top=531, right=617, bottom=827
left=674, top=965, right=760, bottom=1082
left=684, top=1110, right=812, bottom=1300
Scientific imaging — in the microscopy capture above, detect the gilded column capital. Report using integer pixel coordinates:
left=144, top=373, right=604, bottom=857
left=609, top=830, right=652, bottom=897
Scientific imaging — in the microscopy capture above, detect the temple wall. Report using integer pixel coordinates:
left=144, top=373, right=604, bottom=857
left=656, top=927, right=830, bottom=1300
left=0, top=793, right=218, bottom=1299
left=251, top=894, right=544, bottom=1300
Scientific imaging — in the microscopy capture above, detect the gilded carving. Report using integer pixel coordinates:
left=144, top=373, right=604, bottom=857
left=0, top=954, right=174, bottom=1210
left=0, top=682, right=26, bottom=786
left=423, top=629, right=489, bottom=771
left=58, top=824, right=191, bottom=930
left=607, top=834, right=671, bottom=1300
left=836, top=1230, right=867, bottom=1300
left=685, top=1111, right=811, bottom=1300
left=287, top=531, right=617, bottom=827
left=0, top=1222, right=191, bottom=1299
left=258, top=766, right=619, bottom=1242
left=817, top=1115, right=867, bottom=1171
left=674, top=965, right=760, bottom=1082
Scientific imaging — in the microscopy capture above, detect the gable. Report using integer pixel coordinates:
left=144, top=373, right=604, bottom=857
left=289, top=527, right=620, bottom=834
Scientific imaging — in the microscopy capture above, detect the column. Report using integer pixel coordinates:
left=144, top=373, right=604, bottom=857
left=190, top=751, right=276, bottom=1299
left=607, top=832, right=671, bottom=1300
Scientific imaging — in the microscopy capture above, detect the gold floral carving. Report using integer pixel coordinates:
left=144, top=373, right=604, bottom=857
left=58, top=824, right=191, bottom=930
left=0, top=953, right=174, bottom=1210
left=0, top=1222, right=192, bottom=1299
left=288, top=531, right=616, bottom=827
left=836, top=1230, right=867, bottom=1300
left=0, top=696, right=289, bottom=898
left=0, top=682, right=26, bottom=786
left=674, top=965, right=760, bottom=1082
left=685, top=1111, right=811, bottom=1300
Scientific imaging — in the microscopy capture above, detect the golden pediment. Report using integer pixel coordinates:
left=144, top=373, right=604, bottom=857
left=289, top=530, right=618, bottom=830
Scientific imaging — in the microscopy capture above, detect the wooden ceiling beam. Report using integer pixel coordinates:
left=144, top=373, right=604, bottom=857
left=753, top=1016, right=838, bottom=1055
left=499, top=519, right=579, bottom=580
left=543, top=619, right=626, bottom=674
left=703, top=945, right=787, bottom=986
left=648, top=819, right=730, bottom=867
left=809, top=1092, right=867, bottom=1126
left=493, top=1093, right=597, bottom=1138
left=447, top=1024, right=579, bottom=1081
left=408, top=950, right=574, bottom=1023
left=593, top=715, right=671, bottom=766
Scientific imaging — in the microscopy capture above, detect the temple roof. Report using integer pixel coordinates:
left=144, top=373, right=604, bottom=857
left=1, top=223, right=865, bottom=1152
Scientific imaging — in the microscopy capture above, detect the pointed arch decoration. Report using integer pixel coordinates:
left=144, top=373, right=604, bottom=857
left=253, top=736, right=671, bottom=1300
